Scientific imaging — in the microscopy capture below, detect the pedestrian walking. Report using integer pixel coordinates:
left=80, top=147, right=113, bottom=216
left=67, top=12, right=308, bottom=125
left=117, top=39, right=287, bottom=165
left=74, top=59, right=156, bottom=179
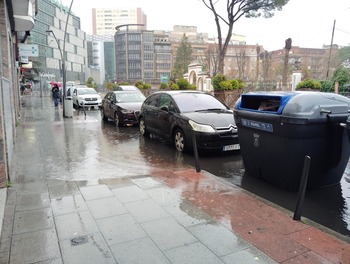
left=52, top=84, right=60, bottom=107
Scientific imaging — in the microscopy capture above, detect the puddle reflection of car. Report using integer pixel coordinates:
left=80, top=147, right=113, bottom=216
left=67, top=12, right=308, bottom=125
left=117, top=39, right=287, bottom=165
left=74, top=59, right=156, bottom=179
left=72, top=86, right=102, bottom=109
left=138, top=90, right=240, bottom=153
left=101, top=91, right=146, bottom=126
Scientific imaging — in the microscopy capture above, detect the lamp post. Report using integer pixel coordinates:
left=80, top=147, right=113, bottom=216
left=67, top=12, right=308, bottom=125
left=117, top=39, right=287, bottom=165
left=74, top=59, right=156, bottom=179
left=46, top=30, right=64, bottom=106
left=46, top=0, right=74, bottom=117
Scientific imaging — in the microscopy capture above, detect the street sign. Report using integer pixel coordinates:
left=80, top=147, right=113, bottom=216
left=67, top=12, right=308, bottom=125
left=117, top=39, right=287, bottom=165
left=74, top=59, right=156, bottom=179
left=18, top=44, right=39, bottom=57
left=20, top=56, right=29, bottom=63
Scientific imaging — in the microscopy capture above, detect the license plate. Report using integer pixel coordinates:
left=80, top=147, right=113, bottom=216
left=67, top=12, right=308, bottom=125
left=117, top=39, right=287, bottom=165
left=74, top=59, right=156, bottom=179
left=223, top=144, right=240, bottom=151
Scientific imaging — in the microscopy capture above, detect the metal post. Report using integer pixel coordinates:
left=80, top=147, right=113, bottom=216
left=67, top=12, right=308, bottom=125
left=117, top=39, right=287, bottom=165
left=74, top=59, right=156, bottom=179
left=192, top=131, right=201, bottom=172
left=46, top=0, right=74, bottom=118
left=293, top=156, right=311, bottom=221
left=62, top=0, right=74, bottom=117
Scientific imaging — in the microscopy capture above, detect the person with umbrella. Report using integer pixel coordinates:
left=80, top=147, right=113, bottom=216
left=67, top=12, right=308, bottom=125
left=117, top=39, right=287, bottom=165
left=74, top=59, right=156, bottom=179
left=52, top=84, right=60, bottom=107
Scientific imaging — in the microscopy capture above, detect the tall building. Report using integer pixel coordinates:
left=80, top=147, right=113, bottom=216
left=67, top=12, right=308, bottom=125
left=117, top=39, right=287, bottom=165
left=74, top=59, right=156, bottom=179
left=92, top=8, right=147, bottom=36
left=28, top=0, right=87, bottom=84
left=115, top=29, right=172, bottom=85
left=86, top=34, right=115, bottom=84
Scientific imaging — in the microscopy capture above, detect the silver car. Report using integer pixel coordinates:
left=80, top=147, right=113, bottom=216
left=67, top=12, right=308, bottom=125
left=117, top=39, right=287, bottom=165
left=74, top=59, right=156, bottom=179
left=72, top=86, right=102, bottom=109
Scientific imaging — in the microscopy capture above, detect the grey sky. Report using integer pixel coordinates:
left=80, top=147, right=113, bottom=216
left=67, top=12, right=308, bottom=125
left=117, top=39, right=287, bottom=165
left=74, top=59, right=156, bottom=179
left=62, top=0, right=350, bottom=50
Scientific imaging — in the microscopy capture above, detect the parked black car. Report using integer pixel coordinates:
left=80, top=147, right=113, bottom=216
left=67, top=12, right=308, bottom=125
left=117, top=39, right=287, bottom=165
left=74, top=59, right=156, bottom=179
left=101, top=91, right=146, bottom=126
left=138, top=90, right=239, bottom=153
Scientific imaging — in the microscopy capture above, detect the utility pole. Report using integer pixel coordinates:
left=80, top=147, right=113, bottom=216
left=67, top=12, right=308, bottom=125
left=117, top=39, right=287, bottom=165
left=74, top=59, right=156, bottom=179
left=326, top=20, right=336, bottom=80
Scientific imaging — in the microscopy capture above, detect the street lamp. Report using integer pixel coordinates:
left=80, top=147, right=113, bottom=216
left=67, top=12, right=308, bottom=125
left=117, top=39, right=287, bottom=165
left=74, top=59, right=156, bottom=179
left=46, top=29, right=64, bottom=108
left=46, top=30, right=63, bottom=77
left=46, top=0, right=74, bottom=117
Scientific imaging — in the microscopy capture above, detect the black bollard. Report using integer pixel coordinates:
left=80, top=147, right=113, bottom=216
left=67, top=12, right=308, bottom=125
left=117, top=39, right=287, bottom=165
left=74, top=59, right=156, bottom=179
left=192, top=131, right=201, bottom=172
left=293, top=155, right=311, bottom=221
left=82, top=103, right=86, bottom=119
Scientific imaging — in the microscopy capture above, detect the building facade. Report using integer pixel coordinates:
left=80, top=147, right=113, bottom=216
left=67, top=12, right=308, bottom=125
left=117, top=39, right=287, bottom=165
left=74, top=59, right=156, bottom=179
left=92, top=7, right=147, bottom=36
left=86, top=34, right=115, bottom=85
left=114, top=29, right=173, bottom=86
left=28, top=0, right=87, bottom=85
left=0, top=0, right=36, bottom=187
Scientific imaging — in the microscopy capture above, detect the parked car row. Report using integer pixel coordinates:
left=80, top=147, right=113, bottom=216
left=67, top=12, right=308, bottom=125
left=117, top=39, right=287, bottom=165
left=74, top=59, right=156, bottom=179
left=101, top=87, right=240, bottom=154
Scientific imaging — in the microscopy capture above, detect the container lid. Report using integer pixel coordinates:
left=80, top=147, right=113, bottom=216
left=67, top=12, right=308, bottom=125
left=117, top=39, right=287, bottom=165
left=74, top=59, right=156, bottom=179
left=235, top=91, right=296, bottom=114
left=282, top=92, right=350, bottom=119
left=235, top=91, right=350, bottom=119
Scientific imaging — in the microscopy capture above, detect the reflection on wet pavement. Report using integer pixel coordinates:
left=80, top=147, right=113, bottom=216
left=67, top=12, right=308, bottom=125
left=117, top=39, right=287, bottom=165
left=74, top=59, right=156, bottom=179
left=10, top=95, right=350, bottom=264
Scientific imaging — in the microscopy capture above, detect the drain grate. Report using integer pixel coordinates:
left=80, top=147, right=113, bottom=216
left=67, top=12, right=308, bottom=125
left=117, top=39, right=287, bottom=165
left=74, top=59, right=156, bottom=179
left=70, top=235, right=88, bottom=246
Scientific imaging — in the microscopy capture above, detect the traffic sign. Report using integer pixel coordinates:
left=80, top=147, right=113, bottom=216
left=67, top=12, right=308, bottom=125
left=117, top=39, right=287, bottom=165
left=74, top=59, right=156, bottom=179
left=18, top=44, right=39, bottom=57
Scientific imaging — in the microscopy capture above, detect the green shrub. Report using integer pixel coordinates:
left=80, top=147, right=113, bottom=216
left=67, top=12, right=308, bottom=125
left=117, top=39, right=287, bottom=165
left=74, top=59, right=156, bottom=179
left=170, top=83, right=179, bottom=90
left=320, top=80, right=333, bottom=92
left=143, top=83, right=151, bottom=89
left=176, top=78, right=190, bottom=90
left=296, top=79, right=321, bottom=89
left=219, top=80, right=232, bottom=90
left=134, top=80, right=144, bottom=89
left=212, top=74, right=245, bottom=90
left=118, top=81, right=129, bottom=85
left=237, top=79, right=245, bottom=89
left=212, top=74, right=226, bottom=90
left=230, top=79, right=239, bottom=90
left=160, top=82, right=168, bottom=89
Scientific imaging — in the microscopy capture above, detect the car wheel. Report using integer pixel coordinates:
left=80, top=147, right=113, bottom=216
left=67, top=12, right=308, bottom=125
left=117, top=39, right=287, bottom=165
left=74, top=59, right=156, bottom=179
left=174, top=129, right=186, bottom=152
left=101, top=108, right=108, bottom=121
left=139, top=118, right=150, bottom=137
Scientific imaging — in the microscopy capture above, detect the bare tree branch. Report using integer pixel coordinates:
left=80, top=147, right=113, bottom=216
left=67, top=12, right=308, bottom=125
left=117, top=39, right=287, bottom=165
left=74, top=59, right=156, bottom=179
left=202, top=0, right=289, bottom=74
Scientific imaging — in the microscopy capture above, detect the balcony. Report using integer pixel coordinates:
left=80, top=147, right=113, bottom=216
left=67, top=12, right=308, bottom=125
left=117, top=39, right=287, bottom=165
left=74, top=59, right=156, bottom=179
left=11, top=0, right=36, bottom=31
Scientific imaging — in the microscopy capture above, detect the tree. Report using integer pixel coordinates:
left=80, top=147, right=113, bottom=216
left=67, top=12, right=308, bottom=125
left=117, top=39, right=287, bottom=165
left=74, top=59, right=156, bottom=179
left=202, top=0, right=289, bottom=74
left=86, top=77, right=97, bottom=88
left=332, top=67, right=350, bottom=90
left=236, top=49, right=247, bottom=79
left=260, top=51, right=272, bottom=84
left=172, top=34, right=193, bottom=80
left=337, top=46, right=350, bottom=68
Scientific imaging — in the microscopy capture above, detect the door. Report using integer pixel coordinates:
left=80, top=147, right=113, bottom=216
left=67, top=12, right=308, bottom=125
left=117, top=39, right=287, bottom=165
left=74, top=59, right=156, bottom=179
left=155, top=94, right=176, bottom=138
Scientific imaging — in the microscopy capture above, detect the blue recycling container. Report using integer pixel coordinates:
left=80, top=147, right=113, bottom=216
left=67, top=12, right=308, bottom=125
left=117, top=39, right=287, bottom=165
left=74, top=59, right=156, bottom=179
left=234, top=91, right=350, bottom=190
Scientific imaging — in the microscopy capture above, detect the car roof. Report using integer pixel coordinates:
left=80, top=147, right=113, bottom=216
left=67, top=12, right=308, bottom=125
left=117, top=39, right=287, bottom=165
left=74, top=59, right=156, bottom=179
left=111, top=90, right=142, bottom=94
left=75, top=86, right=93, bottom=89
left=117, top=85, right=139, bottom=89
left=112, top=90, right=145, bottom=97
left=151, top=90, right=207, bottom=96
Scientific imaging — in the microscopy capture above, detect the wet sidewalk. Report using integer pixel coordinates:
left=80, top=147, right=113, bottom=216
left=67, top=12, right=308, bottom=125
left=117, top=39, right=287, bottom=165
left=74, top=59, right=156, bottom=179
left=0, top=95, right=349, bottom=263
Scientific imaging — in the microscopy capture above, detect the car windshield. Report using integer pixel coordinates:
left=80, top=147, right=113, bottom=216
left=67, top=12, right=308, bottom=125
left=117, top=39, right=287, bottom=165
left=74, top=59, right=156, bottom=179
left=172, top=93, right=227, bottom=112
left=115, top=92, right=145, bottom=103
left=78, top=88, right=98, bottom=95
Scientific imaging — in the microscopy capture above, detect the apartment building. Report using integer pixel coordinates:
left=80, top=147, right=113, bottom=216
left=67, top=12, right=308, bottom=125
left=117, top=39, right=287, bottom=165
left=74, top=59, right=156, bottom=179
left=269, top=45, right=338, bottom=88
left=92, top=7, right=147, bottom=36
left=114, top=29, right=173, bottom=85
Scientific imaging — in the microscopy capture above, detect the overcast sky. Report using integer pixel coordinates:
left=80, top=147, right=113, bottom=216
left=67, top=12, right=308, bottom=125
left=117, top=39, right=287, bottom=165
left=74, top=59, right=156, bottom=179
left=62, top=0, right=350, bottom=51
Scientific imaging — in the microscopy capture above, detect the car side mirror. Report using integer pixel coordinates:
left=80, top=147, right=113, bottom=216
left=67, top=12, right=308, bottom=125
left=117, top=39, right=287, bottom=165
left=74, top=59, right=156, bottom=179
left=160, top=106, right=169, bottom=112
